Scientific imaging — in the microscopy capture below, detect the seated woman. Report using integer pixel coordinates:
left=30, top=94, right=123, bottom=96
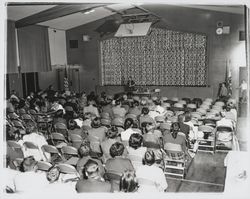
left=119, top=170, right=139, bottom=193
left=120, top=118, right=140, bottom=145
left=127, top=133, right=147, bottom=169
left=163, top=122, right=187, bottom=160
left=139, top=107, right=156, bottom=128
left=105, top=142, right=134, bottom=175
left=136, top=151, right=168, bottom=192
left=101, top=126, right=121, bottom=163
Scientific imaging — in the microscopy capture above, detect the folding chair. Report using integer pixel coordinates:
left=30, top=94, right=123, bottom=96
left=215, top=125, right=234, bottom=152
left=37, top=161, right=52, bottom=171
left=57, top=163, right=79, bottom=176
left=163, top=143, right=187, bottom=179
left=196, top=108, right=207, bottom=116
left=61, top=146, right=79, bottom=166
left=51, top=132, right=68, bottom=148
left=12, top=158, right=24, bottom=170
left=69, top=134, right=83, bottom=149
left=54, top=122, right=68, bottom=138
left=41, top=144, right=62, bottom=162
left=197, top=125, right=215, bottom=153
left=103, top=170, right=121, bottom=192
left=7, top=141, right=24, bottom=156
left=100, top=112, right=110, bottom=120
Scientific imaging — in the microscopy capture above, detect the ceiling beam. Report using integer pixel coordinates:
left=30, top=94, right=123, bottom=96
left=15, top=4, right=109, bottom=28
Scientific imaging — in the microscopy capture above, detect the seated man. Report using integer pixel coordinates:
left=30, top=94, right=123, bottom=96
left=13, top=156, right=49, bottom=193
left=76, top=159, right=112, bottom=193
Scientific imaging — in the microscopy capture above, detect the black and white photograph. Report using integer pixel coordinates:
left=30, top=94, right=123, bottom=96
left=1, top=0, right=250, bottom=198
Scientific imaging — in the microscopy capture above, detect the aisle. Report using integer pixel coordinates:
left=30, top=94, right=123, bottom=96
left=166, top=152, right=227, bottom=192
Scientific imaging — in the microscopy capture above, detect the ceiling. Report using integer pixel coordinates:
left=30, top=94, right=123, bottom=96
left=6, top=3, right=244, bottom=30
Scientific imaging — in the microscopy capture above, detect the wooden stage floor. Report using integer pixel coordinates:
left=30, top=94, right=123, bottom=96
left=166, top=152, right=227, bottom=192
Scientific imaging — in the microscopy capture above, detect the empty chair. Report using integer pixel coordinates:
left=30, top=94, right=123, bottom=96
left=61, top=146, right=79, bottom=166
left=54, top=122, right=68, bottom=138
left=51, top=132, right=68, bottom=148
left=37, top=161, right=52, bottom=171
left=216, top=125, right=234, bottom=152
left=57, top=163, right=79, bottom=176
left=41, top=144, right=62, bottom=162
left=178, top=100, right=186, bottom=105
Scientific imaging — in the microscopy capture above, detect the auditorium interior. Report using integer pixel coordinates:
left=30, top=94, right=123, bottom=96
left=2, top=2, right=250, bottom=197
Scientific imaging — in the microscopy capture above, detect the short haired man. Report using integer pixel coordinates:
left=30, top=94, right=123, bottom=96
left=75, top=159, right=111, bottom=193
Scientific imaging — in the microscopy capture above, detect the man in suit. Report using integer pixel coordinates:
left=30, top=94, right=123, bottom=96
left=76, top=159, right=112, bottom=193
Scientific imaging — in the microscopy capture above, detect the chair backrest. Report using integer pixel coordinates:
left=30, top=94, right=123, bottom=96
left=100, top=112, right=110, bottom=120
left=126, top=113, right=137, bottom=121
left=214, top=101, right=225, bottom=107
left=103, top=170, right=121, bottom=182
left=143, top=141, right=160, bottom=149
left=21, top=114, right=33, bottom=121
left=37, top=161, right=52, bottom=171
left=187, top=103, right=196, bottom=109
left=54, top=122, right=68, bottom=130
left=160, top=123, right=171, bottom=131
left=61, top=146, right=78, bottom=156
left=41, top=144, right=60, bottom=154
left=69, top=134, right=83, bottom=142
left=174, top=103, right=184, bottom=108
left=198, top=125, right=214, bottom=133
left=23, top=141, right=39, bottom=149
left=100, top=118, right=111, bottom=126
left=57, top=163, right=79, bottom=174
left=164, top=143, right=182, bottom=152
left=178, top=100, right=186, bottom=105
left=191, top=112, right=202, bottom=119
left=51, top=132, right=66, bottom=142
left=216, top=125, right=233, bottom=132
left=196, top=108, right=207, bottom=115
left=7, top=140, right=22, bottom=149
left=18, top=108, right=26, bottom=115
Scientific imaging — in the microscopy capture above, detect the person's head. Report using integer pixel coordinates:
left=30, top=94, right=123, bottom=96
left=115, top=100, right=121, bottom=106
left=178, top=114, right=185, bottom=123
left=143, top=151, right=155, bottom=166
left=78, top=143, right=91, bottom=157
left=171, top=122, right=180, bottom=132
left=129, top=133, right=143, bottom=149
left=83, top=159, right=99, bottom=178
left=119, top=170, right=138, bottom=193
left=141, top=107, right=149, bottom=115
left=221, top=82, right=226, bottom=87
left=184, top=112, right=191, bottom=122
left=109, top=142, right=125, bottom=158
left=47, top=166, right=60, bottom=183
left=106, top=126, right=118, bottom=139
left=19, top=156, right=38, bottom=172
left=124, top=118, right=134, bottom=130
left=141, top=122, right=154, bottom=133
left=91, top=117, right=101, bottom=128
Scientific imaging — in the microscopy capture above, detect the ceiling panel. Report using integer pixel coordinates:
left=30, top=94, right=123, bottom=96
left=7, top=5, right=56, bottom=21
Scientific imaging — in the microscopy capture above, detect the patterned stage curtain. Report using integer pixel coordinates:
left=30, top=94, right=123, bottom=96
left=101, top=28, right=207, bottom=86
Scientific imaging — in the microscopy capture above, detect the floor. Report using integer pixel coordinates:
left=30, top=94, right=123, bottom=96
left=166, top=152, right=227, bottom=192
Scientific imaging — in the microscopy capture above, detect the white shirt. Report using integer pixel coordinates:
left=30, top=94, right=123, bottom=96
left=126, top=146, right=147, bottom=169
left=84, top=105, right=100, bottom=117
left=136, top=165, right=168, bottom=192
left=121, top=128, right=139, bottom=142
left=21, top=132, right=49, bottom=161
left=51, top=103, right=65, bottom=114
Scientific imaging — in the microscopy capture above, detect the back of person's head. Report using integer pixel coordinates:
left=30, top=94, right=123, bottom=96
left=106, top=126, right=118, bottom=139
left=124, top=118, right=134, bottom=130
left=143, top=151, right=155, bottom=166
left=115, top=100, right=121, bottom=106
left=184, top=112, right=191, bottom=122
left=171, top=122, right=180, bottom=132
left=91, top=117, right=101, bottom=128
left=55, top=109, right=64, bottom=118
left=19, top=156, right=38, bottom=172
left=109, top=142, right=125, bottom=158
left=178, top=114, right=185, bottom=123
left=84, top=159, right=99, bottom=178
left=129, top=133, right=143, bottom=149
left=141, top=107, right=149, bottom=115
left=47, top=166, right=60, bottom=183
left=119, top=170, right=138, bottom=192
left=78, top=144, right=91, bottom=157
left=133, top=100, right=139, bottom=107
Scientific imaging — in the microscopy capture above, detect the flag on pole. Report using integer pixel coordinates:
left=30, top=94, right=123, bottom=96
left=225, top=60, right=232, bottom=97
left=64, top=67, right=69, bottom=91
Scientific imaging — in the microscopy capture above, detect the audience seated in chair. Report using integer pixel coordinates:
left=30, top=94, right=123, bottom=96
left=136, top=151, right=168, bottom=192
left=76, top=159, right=112, bottom=193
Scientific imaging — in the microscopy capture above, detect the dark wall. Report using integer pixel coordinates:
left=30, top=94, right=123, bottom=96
left=66, top=5, right=245, bottom=99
